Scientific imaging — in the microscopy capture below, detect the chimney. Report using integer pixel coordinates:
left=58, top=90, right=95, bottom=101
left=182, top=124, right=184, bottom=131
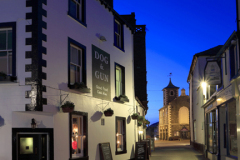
left=104, top=0, right=113, bottom=8
left=237, top=0, right=240, bottom=30
left=180, top=88, right=186, bottom=96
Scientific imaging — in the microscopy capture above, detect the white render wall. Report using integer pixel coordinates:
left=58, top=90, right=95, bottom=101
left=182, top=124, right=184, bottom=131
left=0, top=0, right=33, bottom=159
left=0, top=0, right=136, bottom=160
left=191, top=57, right=207, bottom=145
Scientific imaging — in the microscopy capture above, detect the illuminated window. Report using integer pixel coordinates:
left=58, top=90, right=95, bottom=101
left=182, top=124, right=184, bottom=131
left=115, top=63, right=125, bottom=97
left=116, top=117, right=126, bottom=155
left=70, top=112, right=88, bottom=159
left=72, top=115, right=83, bottom=157
left=227, top=100, right=237, bottom=157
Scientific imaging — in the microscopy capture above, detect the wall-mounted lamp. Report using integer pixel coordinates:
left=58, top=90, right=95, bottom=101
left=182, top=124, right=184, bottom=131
left=139, top=131, right=143, bottom=134
left=96, top=33, right=107, bottom=42
left=99, top=36, right=107, bottom=42
left=31, top=118, right=36, bottom=129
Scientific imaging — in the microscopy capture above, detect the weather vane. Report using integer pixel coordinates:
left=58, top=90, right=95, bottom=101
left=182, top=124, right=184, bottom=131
left=168, top=73, right=172, bottom=78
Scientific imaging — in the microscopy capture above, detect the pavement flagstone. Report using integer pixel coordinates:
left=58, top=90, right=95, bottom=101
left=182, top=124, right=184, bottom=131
left=150, top=140, right=208, bottom=160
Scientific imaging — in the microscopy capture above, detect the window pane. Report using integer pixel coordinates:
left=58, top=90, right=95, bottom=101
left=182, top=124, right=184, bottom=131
left=70, top=65, right=76, bottom=84
left=78, top=49, right=82, bottom=66
left=228, top=100, right=237, bottom=156
left=20, top=137, right=34, bottom=154
left=0, top=51, right=7, bottom=74
left=7, top=30, right=12, bottom=50
left=117, top=120, right=123, bottom=151
left=8, top=52, right=12, bottom=75
left=0, top=31, right=6, bottom=50
left=71, top=46, right=79, bottom=65
left=69, top=0, right=77, bottom=17
left=72, top=116, right=83, bottom=157
left=76, top=66, right=80, bottom=83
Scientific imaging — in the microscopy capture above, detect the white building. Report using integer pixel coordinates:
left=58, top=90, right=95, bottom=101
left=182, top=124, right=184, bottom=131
left=0, top=0, right=145, bottom=159
left=188, top=31, right=240, bottom=160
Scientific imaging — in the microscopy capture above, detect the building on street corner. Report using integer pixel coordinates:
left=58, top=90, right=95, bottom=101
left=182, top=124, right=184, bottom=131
left=159, top=79, right=190, bottom=140
left=188, top=31, right=240, bottom=160
left=0, top=0, right=148, bottom=160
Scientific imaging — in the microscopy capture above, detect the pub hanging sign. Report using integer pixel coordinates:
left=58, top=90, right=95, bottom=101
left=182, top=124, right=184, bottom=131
left=92, top=45, right=111, bottom=101
left=204, top=61, right=221, bottom=85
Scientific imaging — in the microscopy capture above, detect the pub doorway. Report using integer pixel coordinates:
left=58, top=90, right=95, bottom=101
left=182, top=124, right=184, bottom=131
left=12, top=128, right=53, bottom=160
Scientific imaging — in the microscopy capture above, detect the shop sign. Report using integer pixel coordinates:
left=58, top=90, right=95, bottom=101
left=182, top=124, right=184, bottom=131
left=142, top=139, right=151, bottom=156
left=147, top=138, right=155, bottom=151
left=205, top=104, right=213, bottom=112
left=135, top=142, right=147, bottom=160
left=204, top=61, right=221, bottom=85
left=99, top=142, right=112, bottom=160
left=92, top=45, right=111, bottom=101
left=217, top=85, right=233, bottom=102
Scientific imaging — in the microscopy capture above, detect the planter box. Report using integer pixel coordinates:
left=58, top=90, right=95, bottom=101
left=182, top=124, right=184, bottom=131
left=104, top=111, right=113, bottom=117
left=62, top=107, right=74, bottom=113
left=131, top=115, right=138, bottom=120
left=69, top=85, right=91, bottom=93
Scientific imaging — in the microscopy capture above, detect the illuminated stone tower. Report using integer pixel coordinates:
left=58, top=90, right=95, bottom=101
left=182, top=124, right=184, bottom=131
left=162, top=78, right=179, bottom=106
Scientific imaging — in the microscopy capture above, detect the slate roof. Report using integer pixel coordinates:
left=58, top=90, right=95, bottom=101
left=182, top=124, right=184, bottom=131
left=195, top=45, right=223, bottom=57
left=163, top=78, right=179, bottom=90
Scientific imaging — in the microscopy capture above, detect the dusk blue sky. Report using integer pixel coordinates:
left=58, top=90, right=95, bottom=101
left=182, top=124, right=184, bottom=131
left=114, top=0, right=237, bottom=124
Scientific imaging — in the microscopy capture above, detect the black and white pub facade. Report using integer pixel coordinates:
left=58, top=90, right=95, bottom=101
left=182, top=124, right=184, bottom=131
left=0, top=0, right=140, bottom=159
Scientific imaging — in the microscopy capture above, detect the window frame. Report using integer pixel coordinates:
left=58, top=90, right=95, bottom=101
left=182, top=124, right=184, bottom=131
left=114, top=18, right=124, bottom=52
left=226, top=99, right=237, bottom=157
left=115, top=63, right=125, bottom=97
left=115, top=116, right=127, bottom=155
left=68, top=38, right=86, bottom=89
left=68, top=0, right=87, bottom=27
left=229, top=45, right=236, bottom=80
left=0, top=22, right=16, bottom=77
left=69, top=111, right=88, bottom=160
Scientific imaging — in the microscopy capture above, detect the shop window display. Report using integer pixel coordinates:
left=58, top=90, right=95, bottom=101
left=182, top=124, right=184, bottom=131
left=72, top=115, right=83, bottom=158
left=207, top=110, right=217, bottom=154
left=228, top=100, right=237, bottom=157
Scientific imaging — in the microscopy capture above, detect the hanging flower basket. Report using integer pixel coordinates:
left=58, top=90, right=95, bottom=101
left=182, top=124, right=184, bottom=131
left=138, top=121, right=142, bottom=126
left=131, top=113, right=139, bottom=120
left=143, top=119, right=150, bottom=125
left=104, top=108, right=114, bottom=117
left=61, top=101, right=75, bottom=113
left=137, top=116, right=144, bottom=122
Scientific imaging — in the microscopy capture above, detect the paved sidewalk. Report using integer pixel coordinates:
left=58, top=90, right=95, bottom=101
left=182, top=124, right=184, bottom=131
left=150, top=140, right=207, bottom=160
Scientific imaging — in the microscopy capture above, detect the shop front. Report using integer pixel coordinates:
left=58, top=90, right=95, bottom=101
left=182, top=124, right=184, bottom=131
left=203, top=84, right=238, bottom=160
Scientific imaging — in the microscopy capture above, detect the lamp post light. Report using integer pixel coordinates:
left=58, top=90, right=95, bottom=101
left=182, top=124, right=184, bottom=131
left=31, top=118, right=36, bottom=129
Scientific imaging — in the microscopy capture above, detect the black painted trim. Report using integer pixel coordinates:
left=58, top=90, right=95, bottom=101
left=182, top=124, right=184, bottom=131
left=12, top=128, right=54, bottom=160
left=0, top=22, right=17, bottom=77
left=113, top=16, right=125, bottom=52
left=68, top=0, right=87, bottom=27
left=68, top=37, right=87, bottom=88
left=115, top=116, right=127, bottom=155
left=25, top=0, right=47, bottom=111
left=69, top=111, right=88, bottom=159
